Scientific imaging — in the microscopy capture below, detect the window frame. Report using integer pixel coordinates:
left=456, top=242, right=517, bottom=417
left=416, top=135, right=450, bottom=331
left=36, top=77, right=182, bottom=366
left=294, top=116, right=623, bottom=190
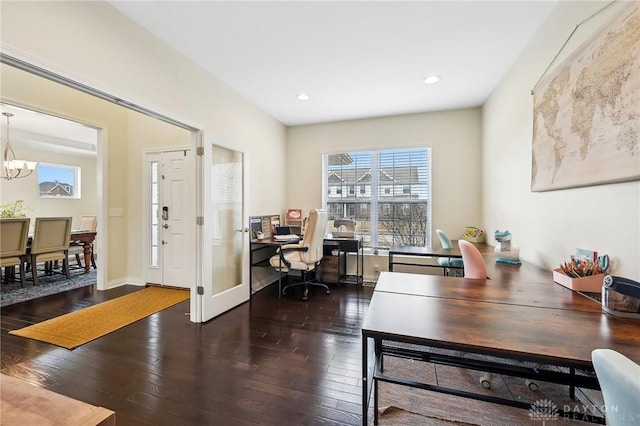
left=322, top=147, right=431, bottom=250
left=37, top=162, right=82, bottom=199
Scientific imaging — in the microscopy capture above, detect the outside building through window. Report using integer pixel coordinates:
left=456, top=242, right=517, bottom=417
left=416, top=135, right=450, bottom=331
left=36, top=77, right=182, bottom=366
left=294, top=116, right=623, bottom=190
left=322, top=148, right=431, bottom=250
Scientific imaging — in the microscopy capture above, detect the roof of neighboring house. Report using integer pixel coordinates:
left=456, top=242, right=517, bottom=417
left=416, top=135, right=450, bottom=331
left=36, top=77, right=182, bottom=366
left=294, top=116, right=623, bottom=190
left=327, top=166, right=421, bottom=185
left=39, top=181, right=72, bottom=196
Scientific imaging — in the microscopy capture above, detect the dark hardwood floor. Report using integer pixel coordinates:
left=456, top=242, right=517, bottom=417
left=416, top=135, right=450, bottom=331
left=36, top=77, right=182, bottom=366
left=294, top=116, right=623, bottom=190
left=1, top=282, right=374, bottom=425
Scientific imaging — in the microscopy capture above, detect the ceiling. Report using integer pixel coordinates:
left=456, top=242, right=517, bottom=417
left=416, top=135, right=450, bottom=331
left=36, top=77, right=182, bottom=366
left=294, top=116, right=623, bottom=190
left=109, top=1, right=557, bottom=126
left=0, top=103, right=98, bottom=156
left=1, top=2, right=557, bottom=153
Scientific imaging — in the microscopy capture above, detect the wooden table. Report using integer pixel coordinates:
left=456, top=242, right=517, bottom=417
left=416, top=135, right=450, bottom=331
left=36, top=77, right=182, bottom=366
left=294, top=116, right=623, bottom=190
left=361, top=271, right=640, bottom=425
left=70, top=230, right=97, bottom=273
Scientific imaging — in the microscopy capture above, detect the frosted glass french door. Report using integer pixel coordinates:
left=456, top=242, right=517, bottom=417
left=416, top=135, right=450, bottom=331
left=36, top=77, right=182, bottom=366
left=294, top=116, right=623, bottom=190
left=199, top=143, right=249, bottom=322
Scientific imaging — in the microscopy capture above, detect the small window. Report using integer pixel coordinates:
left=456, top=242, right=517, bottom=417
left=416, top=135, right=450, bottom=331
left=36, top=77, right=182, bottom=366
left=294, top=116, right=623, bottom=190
left=348, top=185, right=355, bottom=195
left=360, top=186, right=366, bottom=194
left=403, top=185, right=411, bottom=194
left=38, top=163, right=81, bottom=199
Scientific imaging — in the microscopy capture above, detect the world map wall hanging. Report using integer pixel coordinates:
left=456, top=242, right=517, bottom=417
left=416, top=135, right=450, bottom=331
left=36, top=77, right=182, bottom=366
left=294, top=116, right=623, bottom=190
left=531, top=2, right=639, bottom=192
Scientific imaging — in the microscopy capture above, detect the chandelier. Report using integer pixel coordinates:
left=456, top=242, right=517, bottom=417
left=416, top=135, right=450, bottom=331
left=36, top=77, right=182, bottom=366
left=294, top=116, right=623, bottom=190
left=2, top=112, right=37, bottom=180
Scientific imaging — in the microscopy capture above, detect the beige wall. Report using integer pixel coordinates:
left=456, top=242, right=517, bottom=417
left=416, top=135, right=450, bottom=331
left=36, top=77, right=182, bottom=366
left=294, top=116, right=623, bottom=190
left=287, top=108, right=483, bottom=281
left=0, top=144, right=98, bottom=229
left=3, top=0, right=637, bottom=286
left=483, top=1, right=639, bottom=279
left=1, top=1, right=287, bottom=288
left=286, top=108, right=483, bottom=242
left=0, top=65, right=192, bottom=286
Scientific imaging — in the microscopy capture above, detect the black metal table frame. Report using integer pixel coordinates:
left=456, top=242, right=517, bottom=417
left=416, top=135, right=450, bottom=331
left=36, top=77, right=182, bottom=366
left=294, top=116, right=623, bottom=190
left=361, top=332, right=604, bottom=426
left=388, top=247, right=464, bottom=274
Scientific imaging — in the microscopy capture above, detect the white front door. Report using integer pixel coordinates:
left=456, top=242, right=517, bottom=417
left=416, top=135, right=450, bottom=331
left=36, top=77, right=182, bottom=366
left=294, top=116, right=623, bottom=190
left=198, top=143, right=249, bottom=322
left=145, top=149, right=194, bottom=289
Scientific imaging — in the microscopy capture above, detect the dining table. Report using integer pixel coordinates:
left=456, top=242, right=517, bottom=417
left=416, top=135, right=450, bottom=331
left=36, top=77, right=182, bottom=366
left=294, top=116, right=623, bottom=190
left=26, top=230, right=97, bottom=273
left=69, top=230, right=97, bottom=272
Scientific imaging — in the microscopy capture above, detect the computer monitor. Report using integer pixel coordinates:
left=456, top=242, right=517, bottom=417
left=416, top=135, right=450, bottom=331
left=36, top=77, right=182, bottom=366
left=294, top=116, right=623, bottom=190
left=274, top=226, right=292, bottom=236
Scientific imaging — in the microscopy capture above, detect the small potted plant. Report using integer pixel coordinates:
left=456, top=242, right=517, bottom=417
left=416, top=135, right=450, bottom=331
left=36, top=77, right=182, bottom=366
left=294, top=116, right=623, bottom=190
left=0, top=200, right=32, bottom=218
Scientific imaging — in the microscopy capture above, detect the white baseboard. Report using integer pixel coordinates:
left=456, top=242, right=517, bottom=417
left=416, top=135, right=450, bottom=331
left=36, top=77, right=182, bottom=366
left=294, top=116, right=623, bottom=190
left=105, top=277, right=145, bottom=290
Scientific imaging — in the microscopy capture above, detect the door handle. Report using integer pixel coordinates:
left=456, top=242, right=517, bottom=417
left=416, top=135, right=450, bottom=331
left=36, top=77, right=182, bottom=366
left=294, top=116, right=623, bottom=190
left=163, top=224, right=169, bottom=229
left=235, top=227, right=249, bottom=233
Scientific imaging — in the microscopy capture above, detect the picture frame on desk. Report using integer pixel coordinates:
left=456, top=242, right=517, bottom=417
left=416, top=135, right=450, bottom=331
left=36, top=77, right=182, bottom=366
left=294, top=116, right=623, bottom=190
left=286, top=209, right=303, bottom=231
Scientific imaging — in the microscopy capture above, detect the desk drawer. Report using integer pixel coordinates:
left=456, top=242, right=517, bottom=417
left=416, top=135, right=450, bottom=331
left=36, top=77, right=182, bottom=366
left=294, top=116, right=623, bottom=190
left=338, top=239, right=361, bottom=252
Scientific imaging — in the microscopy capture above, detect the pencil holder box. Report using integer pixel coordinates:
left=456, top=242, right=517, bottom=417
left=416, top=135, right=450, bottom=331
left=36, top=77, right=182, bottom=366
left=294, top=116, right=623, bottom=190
left=553, top=268, right=605, bottom=293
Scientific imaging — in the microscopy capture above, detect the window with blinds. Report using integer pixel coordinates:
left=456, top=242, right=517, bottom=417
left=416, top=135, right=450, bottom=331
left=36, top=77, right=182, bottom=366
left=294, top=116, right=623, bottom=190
left=322, top=148, right=431, bottom=249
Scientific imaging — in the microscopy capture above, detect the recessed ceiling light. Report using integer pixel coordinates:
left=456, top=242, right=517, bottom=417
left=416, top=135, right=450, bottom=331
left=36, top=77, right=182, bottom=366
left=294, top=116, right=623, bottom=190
left=424, top=75, right=441, bottom=84
left=296, top=93, right=310, bottom=101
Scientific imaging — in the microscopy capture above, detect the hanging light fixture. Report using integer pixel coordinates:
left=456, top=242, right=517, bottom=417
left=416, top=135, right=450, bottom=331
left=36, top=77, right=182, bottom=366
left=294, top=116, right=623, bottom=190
left=2, top=112, right=37, bottom=180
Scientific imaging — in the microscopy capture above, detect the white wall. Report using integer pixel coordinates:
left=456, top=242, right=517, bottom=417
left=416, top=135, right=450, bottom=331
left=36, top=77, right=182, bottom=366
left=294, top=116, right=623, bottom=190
left=483, top=1, right=639, bottom=279
left=1, top=1, right=287, bottom=286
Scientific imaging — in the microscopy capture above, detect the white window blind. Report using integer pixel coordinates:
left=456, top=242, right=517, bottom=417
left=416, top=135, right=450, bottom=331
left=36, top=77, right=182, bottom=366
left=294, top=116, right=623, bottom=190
left=322, top=148, right=431, bottom=249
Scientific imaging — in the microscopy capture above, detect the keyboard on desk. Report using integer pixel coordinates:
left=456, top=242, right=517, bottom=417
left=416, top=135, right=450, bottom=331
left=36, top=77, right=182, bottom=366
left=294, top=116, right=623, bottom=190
left=273, top=235, right=300, bottom=241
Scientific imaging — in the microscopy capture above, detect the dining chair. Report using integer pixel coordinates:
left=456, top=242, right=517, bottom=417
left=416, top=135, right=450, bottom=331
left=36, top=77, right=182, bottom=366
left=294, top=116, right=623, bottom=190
left=436, top=229, right=464, bottom=276
left=458, top=239, right=489, bottom=279
left=68, top=215, right=97, bottom=269
left=269, top=209, right=329, bottom=301
left=28, top=217, right=72, bottom=285
left=0, top=218, right=31, bottom=288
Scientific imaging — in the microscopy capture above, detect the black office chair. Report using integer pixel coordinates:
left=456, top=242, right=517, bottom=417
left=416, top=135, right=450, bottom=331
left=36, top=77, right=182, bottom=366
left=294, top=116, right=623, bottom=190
left=269, top=209, right=329, bottom=301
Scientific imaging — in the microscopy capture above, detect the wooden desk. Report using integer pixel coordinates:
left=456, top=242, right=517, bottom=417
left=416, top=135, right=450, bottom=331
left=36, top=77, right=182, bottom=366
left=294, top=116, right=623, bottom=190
left=250, top=237, right=364, bottom=296
left=388, top=241, right=492, bottom=272
left=249, top=237, right=298, bottom=296
left=70, top=230, right=97, bottom=273
left=361, top=271, right=640, bottom=425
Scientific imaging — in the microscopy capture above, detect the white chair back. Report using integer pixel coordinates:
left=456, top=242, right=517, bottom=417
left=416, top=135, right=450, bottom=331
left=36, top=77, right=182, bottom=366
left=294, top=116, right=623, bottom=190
left=79, top=215, right=97, bottom=232
left=299, top=209, right=328, bottom=265
left=592, top=349, right=640, bottom=426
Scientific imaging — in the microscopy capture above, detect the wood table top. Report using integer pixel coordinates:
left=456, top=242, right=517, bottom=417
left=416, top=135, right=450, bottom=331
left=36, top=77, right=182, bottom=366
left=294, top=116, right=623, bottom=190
left=363, top=290, right=640, bottom=366
left=374, top=271, right=602, bottom=313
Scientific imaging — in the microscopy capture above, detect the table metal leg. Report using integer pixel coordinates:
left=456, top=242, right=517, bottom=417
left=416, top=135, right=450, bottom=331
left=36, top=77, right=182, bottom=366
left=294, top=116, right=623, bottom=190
left=362, top=333, right=369, bottom=426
